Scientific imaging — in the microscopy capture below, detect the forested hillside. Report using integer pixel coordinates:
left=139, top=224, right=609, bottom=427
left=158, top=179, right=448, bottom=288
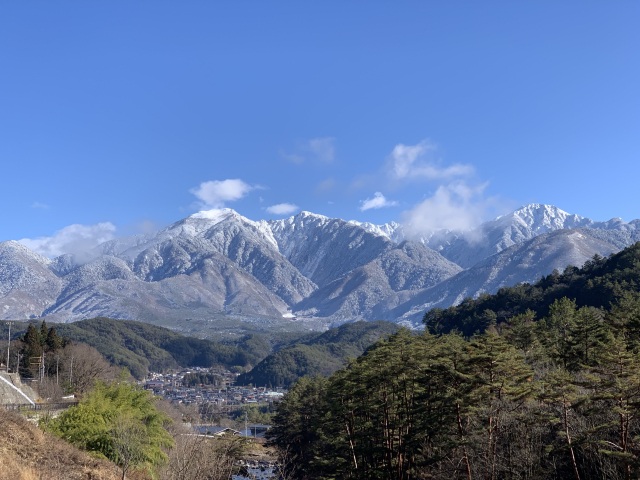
left=269, top=241, right=640, bottom=479
left=56, top=317, right=310, bottom=378
left=236, top=320, right=399, bottom=387
left=424, top=241, right=640, bottom=335
left=0, top=317, right=311, bottom=378
left=3, top=316, right=396, bottom=381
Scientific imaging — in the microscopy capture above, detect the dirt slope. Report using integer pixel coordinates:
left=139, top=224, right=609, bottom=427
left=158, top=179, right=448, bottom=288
left=0, top=409, right=120, bottom=480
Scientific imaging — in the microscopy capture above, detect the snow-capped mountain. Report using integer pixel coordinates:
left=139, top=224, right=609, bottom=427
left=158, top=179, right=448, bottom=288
left=270, top=211, right=394, bottom=286
left=391, top=227, right=636, bottom=324
left=0, top=241, right=62, bottom=319
left=1, top=204, right=639, bottom=330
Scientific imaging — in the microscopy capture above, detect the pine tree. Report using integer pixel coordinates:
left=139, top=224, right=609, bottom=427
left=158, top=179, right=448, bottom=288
left=538, top=367, right=585, bottom=480
left=584, top=333, right=640, bottom=479
left=20, top=323, right=43, bottom=378
left=541, top=298, right=579, bottom=370
left=568, top=306, right=609, bottom=368
left=267, top=375, right=328, bottom=479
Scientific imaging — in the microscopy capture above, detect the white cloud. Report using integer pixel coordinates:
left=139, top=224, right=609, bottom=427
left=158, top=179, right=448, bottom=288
left=282, top=137, right=336, bottom=165
left=308, top=137, right=335, bottom=164
left=389, top=140, right=474, bottom=180
left=266, top=203, right=299, bottom=215
left=190, top=179, right=254, bottom=208
left=31, top=201, right=50, bottom=210
left=401, top=182, right=492, bottom=235
left=360, top=192, right=398, bottom=211
left=281, top=152, right=305, bottom=164
left=18, top=222, right=117, bottom=259
left=315, top=177, right=336, bottom=193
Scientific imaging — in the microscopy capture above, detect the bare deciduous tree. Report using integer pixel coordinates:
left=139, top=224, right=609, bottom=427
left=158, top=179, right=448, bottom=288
left=59, top=343, right=119, bottom=394
left=161, top=433, right=244, bottom=480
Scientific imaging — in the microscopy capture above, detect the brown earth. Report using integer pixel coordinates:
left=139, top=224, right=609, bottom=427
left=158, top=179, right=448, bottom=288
left=0, top=408, right=121, bottom=480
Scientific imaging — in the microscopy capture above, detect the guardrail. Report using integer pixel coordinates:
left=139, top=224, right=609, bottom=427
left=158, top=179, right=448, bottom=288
left=3, top=401, right=78, bottom=411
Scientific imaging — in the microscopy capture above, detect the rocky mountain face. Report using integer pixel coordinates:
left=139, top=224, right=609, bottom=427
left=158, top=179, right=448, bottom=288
left=1, top=204, right=639, bottom=329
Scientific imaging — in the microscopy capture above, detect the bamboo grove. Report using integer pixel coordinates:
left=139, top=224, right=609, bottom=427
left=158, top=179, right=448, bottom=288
left=268, top=244, right=640, bottom=479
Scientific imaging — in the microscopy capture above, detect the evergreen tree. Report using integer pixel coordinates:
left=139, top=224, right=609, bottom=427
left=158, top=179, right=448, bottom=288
left=39, top=320, right=48, bottom=347
left=541, top=298, right=579, bottom=370
left=538, top=367, right=585, bottom=480
left=45, top=326, right=64, bottom=352
left=267, top=375, right=328, bottom=479
left=568, top=306, right=609, bottom=368
left=20, top=323, right=43, bottom=378
left=44, top=379, right=173, bottom=478
left=584, top=333, right=640, bottom=479
left=467, top=331, right=535, bottom=479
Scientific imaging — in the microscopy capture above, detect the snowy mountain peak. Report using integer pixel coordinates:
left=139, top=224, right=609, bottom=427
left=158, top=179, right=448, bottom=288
left=171, top=208, right=257, bottom=236
left=160, top=208, right=237, bottom=238
left=190, top=207, right=238, bottom=223
left=268, top=210, right=331, bottom=234
left=179, top=208, right=279, bottom=250
left=296, top=211, right=330, bottom=223
left=497, top=203, right=589, bottom=232
left=2, top=203, right=639, bottom=328
left=2, top=240, right=52, bottom=266
left=298, top=210, right=327, bottom=218
left=348, top=220, right=403, bottom=241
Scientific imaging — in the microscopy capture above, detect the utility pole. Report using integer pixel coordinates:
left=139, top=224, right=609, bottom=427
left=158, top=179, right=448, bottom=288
left=6, top=321, right=11, bottom=373
left=16, top=352, right=22, bottom=376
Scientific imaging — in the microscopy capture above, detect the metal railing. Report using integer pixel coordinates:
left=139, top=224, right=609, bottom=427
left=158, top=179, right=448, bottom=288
left=2, top=401, right=78, bottom=411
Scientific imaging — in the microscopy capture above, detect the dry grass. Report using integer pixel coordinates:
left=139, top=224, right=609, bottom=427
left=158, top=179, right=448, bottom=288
left=0, top=408, right=122, bottom=480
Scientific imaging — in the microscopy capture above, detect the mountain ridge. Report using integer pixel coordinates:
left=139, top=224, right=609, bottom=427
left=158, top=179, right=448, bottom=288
left=1, top=203, right=638, bottom=331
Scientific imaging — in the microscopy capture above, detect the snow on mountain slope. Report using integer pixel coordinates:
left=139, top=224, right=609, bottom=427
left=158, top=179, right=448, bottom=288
left=0, top=241, right=61, bottom=318
left=350, top=204, right=599, bottom=269
left=424, top=204, right=618, bottom=268
left=121, top=209, right=316, bottom=305
left=292, top=240, right=462, bottom=322
left=269, top=211, right=393, bottom=286
left=44, top=259, right=289, bottom=323
left=392, top=227, right=637, bottom=325
left=2, top=204, right=640, bottom=329
left=347, top=219, right=404, bottom=243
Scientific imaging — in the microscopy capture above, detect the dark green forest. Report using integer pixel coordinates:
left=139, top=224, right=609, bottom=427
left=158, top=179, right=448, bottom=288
left=56, top=317, right=311, bottom=378
left=236, top=320, right=399, bottom=387
left=269, top=242, right=640, bottom=480
left=2, top=316, right=397, bottom=383
left=0, top=317, right=307, bottom=379
left=424, top=243, right=640, bottom=336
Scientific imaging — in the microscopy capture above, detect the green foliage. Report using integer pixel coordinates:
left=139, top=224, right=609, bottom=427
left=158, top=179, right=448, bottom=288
left=182, top=371, right=223, bottom=387
left=424, top=243, right=640, bottom=336
left=56, top=317, right=272, bottom=378
left=19, top=320, right=66, bottom=378
left=6, top=318, right=394, bottom=383
left=44, top=380, right=173, bottom=478
left=20, top=323, right=43, bottom=378
left=236, top=320, right=400, bottom=387
left=270, top=242, right=640, bottom=480
left=268, top=376, right=329, bottom=479
left=235, top=403, right=274, bottom=425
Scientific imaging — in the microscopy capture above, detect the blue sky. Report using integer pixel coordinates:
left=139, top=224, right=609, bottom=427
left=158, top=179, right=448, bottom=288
left=2, top=2, right=639, bottom=257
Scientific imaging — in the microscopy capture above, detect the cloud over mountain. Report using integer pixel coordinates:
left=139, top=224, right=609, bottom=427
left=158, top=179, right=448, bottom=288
left=190, top=179, right=254, bottom=208
left=4, top=204, right=639, bottom=331
left=360, top=192, right=398, bottom=211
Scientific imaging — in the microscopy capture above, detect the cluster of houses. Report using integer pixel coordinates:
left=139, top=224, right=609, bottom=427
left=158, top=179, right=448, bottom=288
left=142, top=367, right=285, bottom=440
left=143, top=367, right=286, bottom=407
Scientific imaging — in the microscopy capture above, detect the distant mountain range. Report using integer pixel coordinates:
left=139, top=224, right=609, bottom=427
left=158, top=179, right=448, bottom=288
left=1, top=204, right=639, bottom=330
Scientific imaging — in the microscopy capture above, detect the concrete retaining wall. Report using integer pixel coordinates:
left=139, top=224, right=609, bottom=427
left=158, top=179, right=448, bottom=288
left=0, top=373, right=39, bottom=405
